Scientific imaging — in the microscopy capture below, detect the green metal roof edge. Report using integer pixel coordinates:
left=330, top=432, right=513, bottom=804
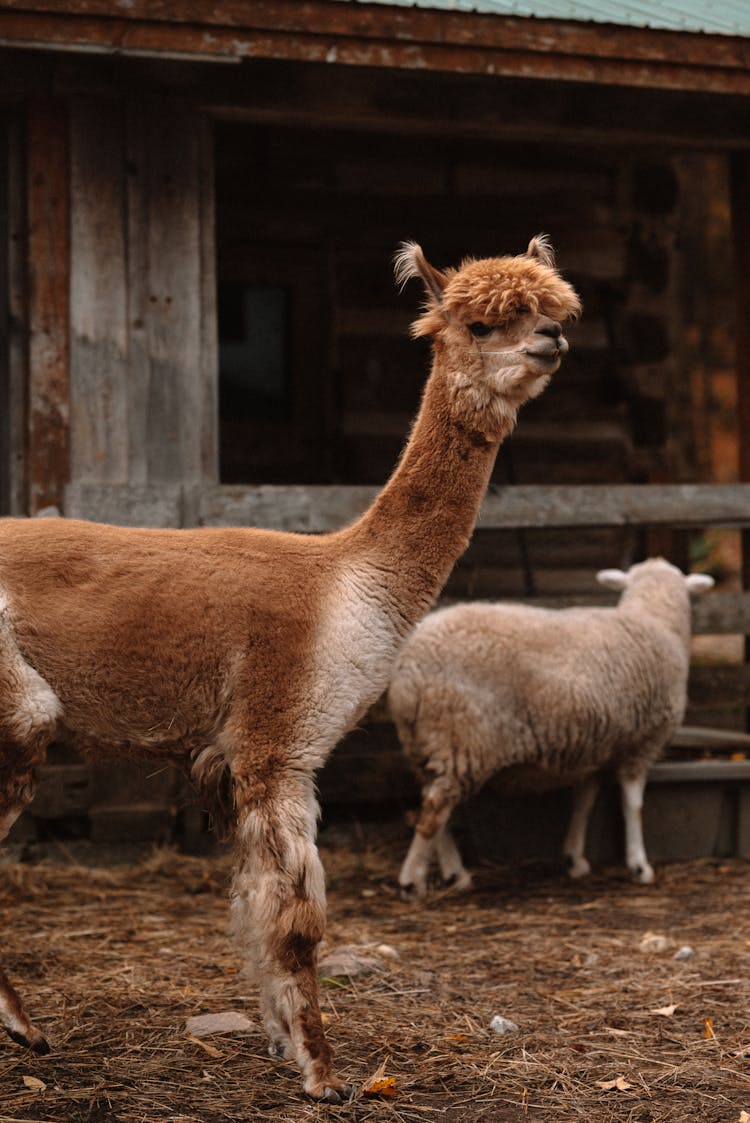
left=339, top=0, right=750, bottom=38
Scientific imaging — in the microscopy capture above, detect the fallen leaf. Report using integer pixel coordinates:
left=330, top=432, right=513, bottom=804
left=446, top=1033, right=470, bottom=1042
left=650, top=1004, right=678, bottom=1017
left=184, top=1011, right=256, bottom=1038
left=739, top=1112, right=750, bottom=1123
left=489, top=1014, right=519, bottom=1035
left=22, top=1075, right=47, bottom=1092
left=318, top=946, right=381, bottom=979
left=361, top=1057, right=397, bottom=1098
left=639, top=931, right=670, bottom=953
left=703, top=1017, right=715, bottom=1039
left=364, top=1076, right=397, bottom=1098
left=186, top=1034, right=223, bottom=1058
left=595, top=1076, right=633, bottom=1092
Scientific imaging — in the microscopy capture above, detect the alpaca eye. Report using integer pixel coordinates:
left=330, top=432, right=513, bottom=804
left=468, top=322, right=493, bottom=338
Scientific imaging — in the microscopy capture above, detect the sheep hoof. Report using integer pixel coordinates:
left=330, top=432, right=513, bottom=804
left=565, top=855, right=591, bottom=880
left=442, top=871, right=473, bottom=893
left=398, top=881, right=424, bottom=903
left=631, top=864, right=655, bottom=885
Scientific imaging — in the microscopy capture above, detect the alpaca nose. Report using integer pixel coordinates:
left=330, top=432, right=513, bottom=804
left=535, top=319, right=562, bottom=340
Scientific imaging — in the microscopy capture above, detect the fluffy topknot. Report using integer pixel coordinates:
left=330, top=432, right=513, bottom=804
left=395, top=237, right=581, bottom=339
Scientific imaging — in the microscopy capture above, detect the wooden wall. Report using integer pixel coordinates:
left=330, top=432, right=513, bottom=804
left=214, top=120, right=709, bottom=593
left=65, top=97, right=218, bottom=526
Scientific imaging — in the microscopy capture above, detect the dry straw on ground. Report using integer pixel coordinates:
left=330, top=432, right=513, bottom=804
left=0, top=823, right=748, bottom=1122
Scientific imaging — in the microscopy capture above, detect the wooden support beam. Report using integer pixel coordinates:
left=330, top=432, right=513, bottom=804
left=730, top=152, right=750, bottom=718
left=0, top=3, right=748, bottom=95
left=27, top=97, right=69, bottom=514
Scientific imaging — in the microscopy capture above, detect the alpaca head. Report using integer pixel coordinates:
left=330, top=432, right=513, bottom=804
left=394, top=236, right=581, bottom=438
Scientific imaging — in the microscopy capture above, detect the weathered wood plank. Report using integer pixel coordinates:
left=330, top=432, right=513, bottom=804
left=197, top=113, right=218, bottom=484
left=197, top=482, right=750, bottom=532
left=648, top=759, right=750, bottom=783
left=688, top=664, right=750, bottom=704
left=64, top=482, right=186, bottom=527
left=5, top=114, right=26, bottom=514
left=144, top=102, right=210, bottom=483
left=730, top=152, right=750, bottom=684
left=479, top=483, right=750, bottom=531
left=69, top=97, right=130, bottom=483
left=27, top=97, right=69, bottom=514
left=0, top=4, right=748, bottom=95
left=124, top=100, right=151, bottom=486
left=67, top=98, right=217, bottom=495
left=62, top=479, right=750, bottom=540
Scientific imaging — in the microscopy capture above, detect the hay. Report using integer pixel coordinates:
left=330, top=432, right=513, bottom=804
left=1, top=823, right=748, bottom=1122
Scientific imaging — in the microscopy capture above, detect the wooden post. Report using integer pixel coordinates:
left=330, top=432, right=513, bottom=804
left=730, top=152, right=750, bottom=725
left=27, top=98, right=70, bottom=514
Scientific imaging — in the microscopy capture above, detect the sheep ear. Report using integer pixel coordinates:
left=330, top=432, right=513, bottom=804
left=596, top=568, right=629, bottom=591
left=686, top=573, right=715, bottom=596
left=393, top=241, right=447, bottom=306
left=526, top=233, right=555, bottom=268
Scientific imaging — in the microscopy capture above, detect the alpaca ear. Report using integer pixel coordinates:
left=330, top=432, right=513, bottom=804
left=526, top=233, right=555, bottom=268
left=596, top=568, right=629, bottom=591
left=685, top=573, right=715, bottom=596
left=393, top=241, right=447, bottom=306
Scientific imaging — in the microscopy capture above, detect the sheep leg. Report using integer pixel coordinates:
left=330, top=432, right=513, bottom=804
left=618, top=767, right=654, bottom=884
left=0, top=797, right=50, bottom=1054
left=399, top=783, right=460, bottom=900
left=435, top=826, right=473, bottom=892
left=563, top=774, right=600, bottom=878
left=230, top=775, right=351, bottom=1103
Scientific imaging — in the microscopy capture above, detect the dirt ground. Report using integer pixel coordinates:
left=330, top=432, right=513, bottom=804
left=0, top=821, right=748, bottom=1123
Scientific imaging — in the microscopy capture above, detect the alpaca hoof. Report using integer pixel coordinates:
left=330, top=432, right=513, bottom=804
left=268, top=1038, right=294, bottom=1062
left=305, top=1077, right=353, bottom=1103
left=8, top=1027, right=50, bottom=1055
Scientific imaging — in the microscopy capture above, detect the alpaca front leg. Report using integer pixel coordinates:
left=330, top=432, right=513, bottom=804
left=231, top=787, right=351, bottom=1102
left=0, top=965, right=49, bottom=1054
left=618, top=767, right=654, bottom=884
left=563, top=774, right=600, bottom=878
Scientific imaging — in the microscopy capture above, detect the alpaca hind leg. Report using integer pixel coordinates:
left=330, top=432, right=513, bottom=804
left=0, top=785, right=50, bottom=1053
left=0, top=616, right=60, bottom=1052
left=399, top=781, right=461, bottom=900
left=231, top=775, right=351, bottom=1103
left=435, top=826, right=472, bottom=892
left=618, top=767, right=654, bottom=884
left=563, top=774, right=600, bottom=879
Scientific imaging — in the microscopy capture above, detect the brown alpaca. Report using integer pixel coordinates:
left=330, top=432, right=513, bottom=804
left=0, top=237, right=579, bottom=1100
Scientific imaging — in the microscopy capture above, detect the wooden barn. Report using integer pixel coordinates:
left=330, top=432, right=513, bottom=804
left=1, top=0, right=750, bottom=861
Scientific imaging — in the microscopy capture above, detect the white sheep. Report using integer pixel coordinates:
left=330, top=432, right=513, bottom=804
left=389, top=558, right=714, bottom=900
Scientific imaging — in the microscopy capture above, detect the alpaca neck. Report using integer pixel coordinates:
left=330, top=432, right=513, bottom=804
left=345, top=348, right=510, bottom=626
